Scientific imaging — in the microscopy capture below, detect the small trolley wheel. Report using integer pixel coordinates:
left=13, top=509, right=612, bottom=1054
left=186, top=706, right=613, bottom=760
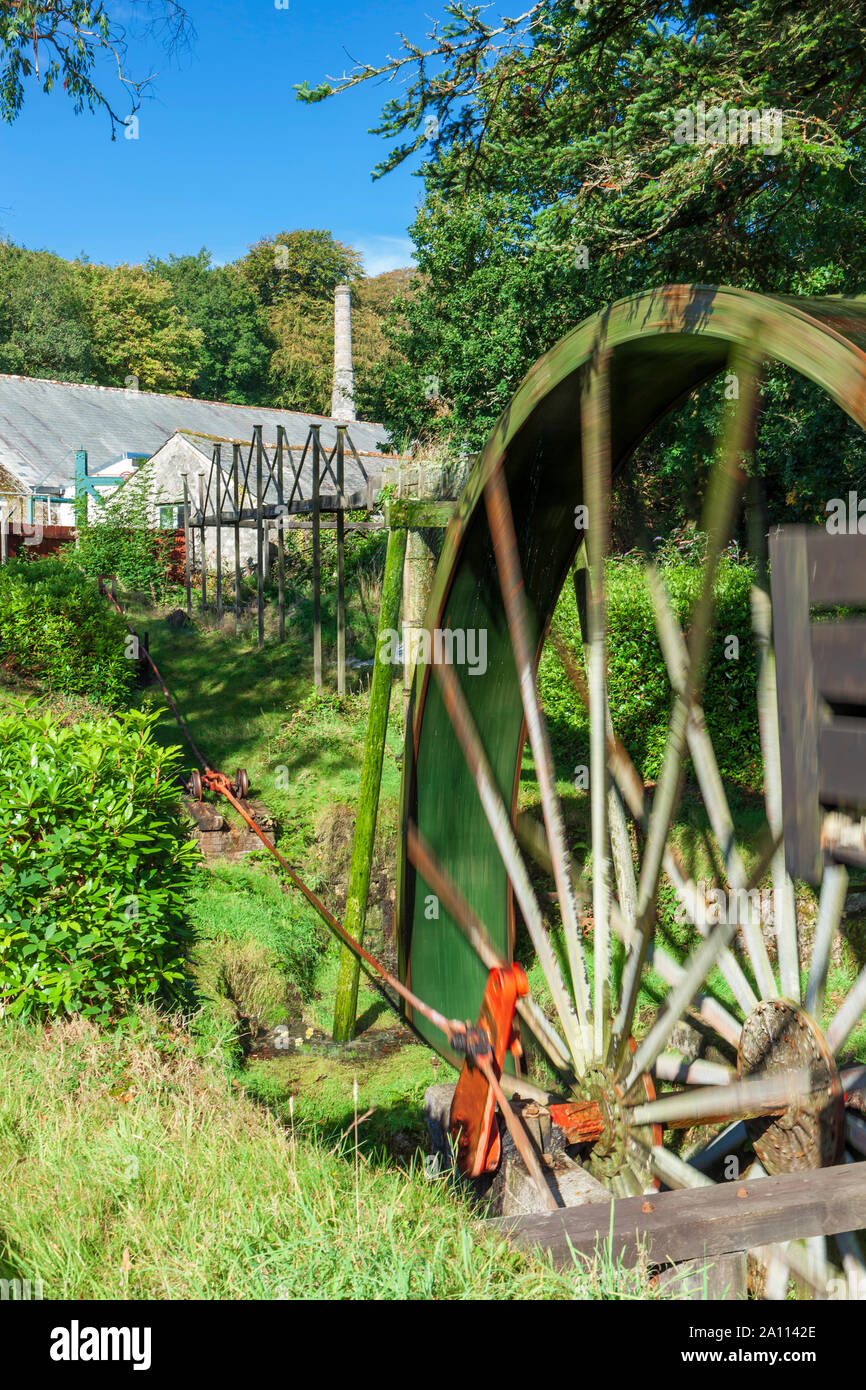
left=188, top=768, right=203, bottom=802
left=235, top=768, right=250, bottom=800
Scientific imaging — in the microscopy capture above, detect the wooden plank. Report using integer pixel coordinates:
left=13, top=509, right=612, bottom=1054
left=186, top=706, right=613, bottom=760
left=769, top=527, right=822, bottom=881
left=811, top=619, right=866, bottom=704
left=491, top=1163, right=866, bottom=1269
left=819, top=718, right=866, bottom=804
left=385, top=498, right=456, bottom=529
left=806, top=530, right=866, bottom=606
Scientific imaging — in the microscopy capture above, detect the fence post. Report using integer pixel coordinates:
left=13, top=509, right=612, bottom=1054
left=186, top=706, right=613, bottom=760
left=336, top=425, right=346, bottom=697
left=255, top=425, right=264, bottom=650
left=311, top=424, right=323, bottom=689
left=331, top=523, right=407, bottom=1041
left=181, top=474, right=192, bottom=618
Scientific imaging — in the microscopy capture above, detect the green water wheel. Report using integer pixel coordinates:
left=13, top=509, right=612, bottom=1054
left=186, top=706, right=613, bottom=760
left=398, top=286, right=866, bottom=1298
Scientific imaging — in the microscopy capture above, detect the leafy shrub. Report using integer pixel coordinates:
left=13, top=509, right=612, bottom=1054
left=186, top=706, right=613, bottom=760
left=539, top=556, right=762, bottom=790
left=75, top=459, right=176, bottom=597
left=0, top=555, right=133, bottom=706
left=0, top=706, right=198, bottom=1020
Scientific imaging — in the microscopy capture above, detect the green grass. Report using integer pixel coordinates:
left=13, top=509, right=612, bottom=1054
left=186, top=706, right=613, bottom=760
left=0, top=1011, right=657, bottom=1300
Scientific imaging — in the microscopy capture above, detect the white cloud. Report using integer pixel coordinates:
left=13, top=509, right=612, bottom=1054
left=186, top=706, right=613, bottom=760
left=351, top=235, right=416, bottom=276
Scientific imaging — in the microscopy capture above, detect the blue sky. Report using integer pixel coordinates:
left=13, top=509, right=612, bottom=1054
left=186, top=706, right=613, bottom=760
left=0, top=0, right=446, bottom=274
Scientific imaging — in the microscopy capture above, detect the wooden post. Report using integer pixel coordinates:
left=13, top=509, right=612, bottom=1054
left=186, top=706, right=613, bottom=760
left=181, top=474, right=192, bottom=618
left=0, top=508, right=6, bottom=565
left=214, top=445, right=223, bottom=624
left=336, top=425, right=346, bottom=696
left=331, top=524, right=407, bottom=1041
left=233, top=444, right=241, bottom=635
left=277, top=428, right=286, bottom=644
left=255, top=425, right=264, bottom=651
left=198, top=471, right=207, bottom=615
left=311, top=424, right=323, bottom=689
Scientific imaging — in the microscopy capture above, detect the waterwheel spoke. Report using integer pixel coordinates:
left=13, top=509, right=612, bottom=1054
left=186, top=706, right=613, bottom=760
left=837, top=1229, right=866, bottom=1296
left=683, top=1119, right=748, bottom=1172
left=613, top=352, right=761, bottom=1067
left=581, top=352, right=613, bottom=1056
left=622, top=916, right=741, bottom=1091
left=550, top=628, right=758, bottom=1019
left=749, top=500, right=801, bottom=1001
left=432, top=655, right=588, bottom=1069
left=652, top=1053, right=736, bottom=1086
left=406, top=823, right=574, bottom=1076
left=648, top=1144, right=714, bottom=1190
left=518, top=806, right=744, bottom=1050
left=627, top=1067, right=813, bottom=1127
left=804, top=863, right=848, bottom=1020
left=485, top=463, right=593, bottom=1042
left=825, top=957, right=866, bottom=1055
left=646, top=564, right=777, bottom=1000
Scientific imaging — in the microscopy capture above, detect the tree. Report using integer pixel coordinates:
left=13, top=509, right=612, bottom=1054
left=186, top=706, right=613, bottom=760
left=0, top=241, right=95, bottom=380
left=238, top=229, right=363, bottom=309
left=146, top=249, right=271, bottom=404
left=0, top=0, right=192, bottom=132
left=237, top=229, right=365, bottom=412
left=302, top=2, right=866, bottom=528
left=77, top=260, right=203, bottom=393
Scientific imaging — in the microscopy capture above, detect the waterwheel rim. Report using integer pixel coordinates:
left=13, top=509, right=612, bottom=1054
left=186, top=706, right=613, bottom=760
left=398, top=285, right=866, bottom=1295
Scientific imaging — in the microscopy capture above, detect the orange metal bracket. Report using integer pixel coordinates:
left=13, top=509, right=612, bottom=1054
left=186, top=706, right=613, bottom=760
left=449, top=964, right=529, bottom=1178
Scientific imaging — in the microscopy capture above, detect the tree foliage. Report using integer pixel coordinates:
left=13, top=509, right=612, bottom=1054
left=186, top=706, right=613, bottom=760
left=0, top=0, right=192, bottom=132
left=303, top=1, right=866, bottom=527
left=146, top=249, right=271, bottom=404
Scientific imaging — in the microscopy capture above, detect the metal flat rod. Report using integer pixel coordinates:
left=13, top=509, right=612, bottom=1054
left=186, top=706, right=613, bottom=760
left=406, top=823, right=573, bottom=1076
left=434, top=656, right=587, bottom=1071
left=476, top=1053, right=559, bottom=1212
left=805, top=863, right=848, bottom=1019
left=484, top=463, right=593, bottom=1041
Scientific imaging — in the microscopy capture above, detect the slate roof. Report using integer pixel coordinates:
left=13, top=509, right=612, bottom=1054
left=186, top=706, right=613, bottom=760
left=0, top=374, right=389, bottom=493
